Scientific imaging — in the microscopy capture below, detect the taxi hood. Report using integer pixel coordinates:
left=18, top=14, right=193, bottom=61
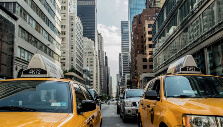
left=0, top=112, right=69, bottom=127
left=167, top=98, right=223, bottom=115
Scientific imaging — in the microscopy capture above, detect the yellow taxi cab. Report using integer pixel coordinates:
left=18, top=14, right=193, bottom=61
left=138, top=55, right=223, bottom=127
left=0, top=54, right=102, bottom=127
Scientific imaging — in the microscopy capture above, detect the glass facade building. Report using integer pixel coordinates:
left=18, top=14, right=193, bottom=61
left=121, top=21, right=131, bottom=88
left=128, top=0, right=147, bottom=34
left=152, top=0, right=223, bottom=76
left=77, top=0, right=97, bottom=43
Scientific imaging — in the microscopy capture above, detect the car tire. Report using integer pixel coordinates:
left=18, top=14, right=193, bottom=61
left=123, top=114, right=127, bottom=123
left=138, top=114, right=143, bottom=127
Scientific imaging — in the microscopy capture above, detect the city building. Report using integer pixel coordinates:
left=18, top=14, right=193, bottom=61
left=128, top=0, right=147, bottom=45
left=83, top=37, right=98, bottom=90
left=77, top=0, right=97, bottom=45
left=0, top=5, right=17, bottom=79
left=0, top=0, right=61, bottom=78
left=147, top=0, right=165, bottom=8
left=102, top=53, right=108, bottom=95
left=121, top=21, right=131, bottom=88
left=109, top=76, right=112, bottom=97
left=60, top=0, right=84, bottom=76
left=131, top=7, right=160, bottom=88
left=98, top=33, right=105, bottom=93
left=152, top=0, right=223, bottom=76
left=116, top=74, right=121, bottom=96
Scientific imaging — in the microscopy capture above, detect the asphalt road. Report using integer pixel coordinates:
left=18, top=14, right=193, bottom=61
left=101, top=103, right=137, bottom=127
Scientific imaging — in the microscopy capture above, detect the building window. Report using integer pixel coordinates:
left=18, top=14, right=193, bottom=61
left=61, top=6, right=66, bottom=10
left=143, top=65, right=147, bottom=69
left=149, top=51, right=153, bottom=55
left=143, top=58, right=147, bottom=62
left=149, top=65, right=153, bottom=69
left=148, top=31, right=152, bottom=34
left=149, top=58, right=153, bottom=62
left=149, top=44, right=153, bottom=48
left=61, top=31, right=66, bottom=35
left=148, top=38, right=152, bottom=41
left=148, top=24, right=152, bottom=28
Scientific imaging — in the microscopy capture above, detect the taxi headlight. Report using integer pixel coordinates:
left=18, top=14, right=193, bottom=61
left=183, top=115, right=218, bottom=127
left=124, top=101, right=132, bottom=107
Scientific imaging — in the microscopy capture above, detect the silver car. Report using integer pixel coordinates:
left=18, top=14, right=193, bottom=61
left=120, top=89, right=144, bottom=122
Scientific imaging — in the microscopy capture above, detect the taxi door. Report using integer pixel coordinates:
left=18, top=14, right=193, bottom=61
left=145, top=79, right=161, bottom=127
left=141, top=80, right=154, bottom=127
left=72, top=83, right=94, bottom=127
left=79, top=85, right=101, bottom=127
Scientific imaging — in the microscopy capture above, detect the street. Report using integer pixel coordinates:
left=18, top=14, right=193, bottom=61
left=101, top=103, right=137, bottom=127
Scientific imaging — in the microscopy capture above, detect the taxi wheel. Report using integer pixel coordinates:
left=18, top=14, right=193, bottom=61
left=137, top=114, right=143, bottom=127
left=123, top=115, right=127, bottom=123
left=100, top=119, right=102, bottom=127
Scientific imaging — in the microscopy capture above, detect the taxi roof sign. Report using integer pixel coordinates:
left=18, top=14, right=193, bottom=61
left=21, top=54, right=64, bottom=78
left=167, top=55, right=201, bottom=74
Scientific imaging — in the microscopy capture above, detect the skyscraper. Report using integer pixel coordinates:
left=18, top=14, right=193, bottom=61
left=83, top=37, right=98, bottom=90
left=60, top=0, right=84, bottom=76
left=121, top=21, right=131, bottom=88
left=128, top=0, right=147, bottom=39
left=77, top=0, right=97, bottom=46
left=98, top=33, right=105, bottom=93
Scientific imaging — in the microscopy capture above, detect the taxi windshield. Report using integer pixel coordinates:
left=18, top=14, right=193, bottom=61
left=0, top=80, right=72, bottom=113
left=165, top=76, right=223, bottom=98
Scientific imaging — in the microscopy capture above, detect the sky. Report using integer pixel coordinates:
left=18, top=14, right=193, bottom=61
left=97, top=0, right=128, bottom=95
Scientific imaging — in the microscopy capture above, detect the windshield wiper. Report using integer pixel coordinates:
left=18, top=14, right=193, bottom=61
left=0, top=106, right=37, bottom=112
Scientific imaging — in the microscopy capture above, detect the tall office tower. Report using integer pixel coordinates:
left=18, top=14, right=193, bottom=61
left=121, top=21, right=131, bottom=88
left=119, top=53, right=122, bottom=77
left=128, top=0, right=147, bottom=46
left=60, top=0, right=84, bottom=76
left=104, top=54, right=108, bottom=95
left=98, top=33, right=105, bottom=93
left=0, top=1, right=61, bottom=78
left=83, top=37, right=98, bottom=90
left=77, top=0, right=97, bottom=48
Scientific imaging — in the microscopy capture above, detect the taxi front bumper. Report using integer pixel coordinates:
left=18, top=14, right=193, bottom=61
left=123, top=106, right=138, bottom=118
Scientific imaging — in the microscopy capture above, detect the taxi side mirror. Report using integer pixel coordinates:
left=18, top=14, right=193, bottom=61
left=78, top=100, right=96, bottom=114
left=145, top=90, right=157, bottom=100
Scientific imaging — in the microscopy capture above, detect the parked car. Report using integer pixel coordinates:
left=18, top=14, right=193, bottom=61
left=120, top=89, right=144, bottom=122
left=88, top=89, right=102, bottom=109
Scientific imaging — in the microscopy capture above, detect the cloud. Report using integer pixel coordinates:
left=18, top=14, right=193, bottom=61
left=98, top=24, right=121, bottom=47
